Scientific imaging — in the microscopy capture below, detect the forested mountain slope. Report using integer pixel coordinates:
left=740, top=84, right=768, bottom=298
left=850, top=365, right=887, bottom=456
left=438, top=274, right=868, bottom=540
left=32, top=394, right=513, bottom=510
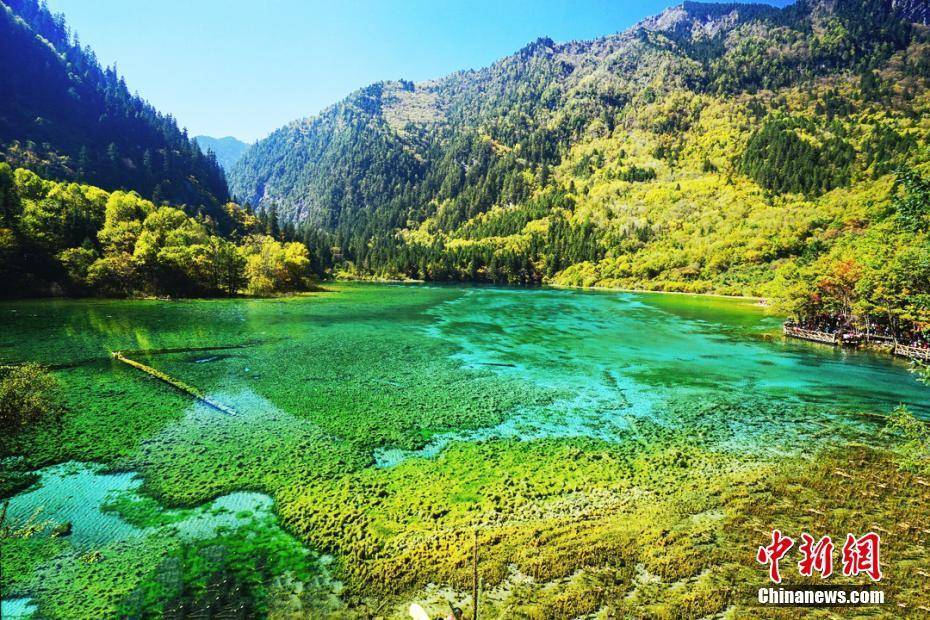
left=0, top=0, right=229, bottom=219
left=230, top=0, right=930, bottom=332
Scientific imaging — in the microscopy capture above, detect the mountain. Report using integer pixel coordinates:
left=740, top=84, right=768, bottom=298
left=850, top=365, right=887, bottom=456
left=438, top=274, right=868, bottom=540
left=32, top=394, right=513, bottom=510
left=194, top=135, right=250, bottom=173
left=230, top=0, right=918, bottom=226
left=228, top=0, right=930, bottom=332
left=0, top=0, right=229, bottom=217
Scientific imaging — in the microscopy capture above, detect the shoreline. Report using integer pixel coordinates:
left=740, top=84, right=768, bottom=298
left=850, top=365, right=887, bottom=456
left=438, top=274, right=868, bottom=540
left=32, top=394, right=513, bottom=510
left=332, top=275, right=769, bottom=303
left=0, top=275, right=768, bottom=304
left=544, top=282, right=766, bottom=302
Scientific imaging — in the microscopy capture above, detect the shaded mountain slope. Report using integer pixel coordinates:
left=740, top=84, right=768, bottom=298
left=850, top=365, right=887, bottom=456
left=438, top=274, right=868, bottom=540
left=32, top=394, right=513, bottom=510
left=0, top=0, right=229, bottom=217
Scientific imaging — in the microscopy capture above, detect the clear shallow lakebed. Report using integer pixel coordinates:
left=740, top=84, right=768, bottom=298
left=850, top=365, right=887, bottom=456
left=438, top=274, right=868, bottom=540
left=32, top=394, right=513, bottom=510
left=1, top=283, right=927, bottom=618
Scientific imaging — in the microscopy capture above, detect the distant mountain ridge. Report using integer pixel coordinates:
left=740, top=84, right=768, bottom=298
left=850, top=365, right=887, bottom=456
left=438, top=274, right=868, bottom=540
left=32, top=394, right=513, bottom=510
left=194, top=136, right=250, bottom=173
left=637, top=1, right=781, bottom=37
left=0, top=0, right=229, bottom=215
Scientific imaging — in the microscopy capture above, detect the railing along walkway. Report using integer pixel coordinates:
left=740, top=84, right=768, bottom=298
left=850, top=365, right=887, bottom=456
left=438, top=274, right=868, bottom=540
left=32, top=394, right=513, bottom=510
left=783, top=325, right=839, bottom=344
left=784, top=325, right=930, bottom=362
left=894, top=344, right=930, bottom=362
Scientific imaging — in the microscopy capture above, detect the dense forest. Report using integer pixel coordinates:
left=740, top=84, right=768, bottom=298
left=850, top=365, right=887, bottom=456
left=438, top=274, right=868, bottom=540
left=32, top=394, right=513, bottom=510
left=229, top=0, right=930, bottom=337
left=0, top=163, right=315, bottom=297
left=0, top=0, right=229, bottom=219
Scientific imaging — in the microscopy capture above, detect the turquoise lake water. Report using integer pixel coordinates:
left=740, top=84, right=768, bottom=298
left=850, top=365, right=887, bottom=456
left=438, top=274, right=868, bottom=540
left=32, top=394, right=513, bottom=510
left=0, top=284, right=926, bottom=617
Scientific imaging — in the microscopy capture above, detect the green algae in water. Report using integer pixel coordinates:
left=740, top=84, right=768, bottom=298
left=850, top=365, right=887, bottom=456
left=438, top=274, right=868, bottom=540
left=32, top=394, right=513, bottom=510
left=430, top=286, right=928, bottom=416
left=0, top=461, right=335, bottom=619
left=1, top=283, right=928, bottom=617
left=2, top=462, right=281, bottom=546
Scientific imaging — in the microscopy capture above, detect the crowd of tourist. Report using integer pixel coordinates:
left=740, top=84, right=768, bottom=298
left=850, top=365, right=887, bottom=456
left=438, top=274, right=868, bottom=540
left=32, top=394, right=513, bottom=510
left=906, top=333, right=930, bottom=350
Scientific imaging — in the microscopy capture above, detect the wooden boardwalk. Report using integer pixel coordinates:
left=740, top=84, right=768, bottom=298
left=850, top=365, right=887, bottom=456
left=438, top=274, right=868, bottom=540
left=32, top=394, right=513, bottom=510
left=894, top=344, right=930, bottom=362
left=783, top=325, right=839, bottom=345
left=784, top=325, right=930, bottom=362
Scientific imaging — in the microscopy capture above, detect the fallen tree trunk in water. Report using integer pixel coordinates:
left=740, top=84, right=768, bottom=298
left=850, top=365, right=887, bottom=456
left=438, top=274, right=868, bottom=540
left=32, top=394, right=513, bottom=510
left=111, top=351, right=236, bottom=415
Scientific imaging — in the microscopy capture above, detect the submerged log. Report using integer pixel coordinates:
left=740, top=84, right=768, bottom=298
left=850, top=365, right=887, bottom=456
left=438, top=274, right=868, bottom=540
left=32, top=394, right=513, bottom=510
left=111, top=351, right=236, bottom=415
left=118, top=341, right=263, bottom=357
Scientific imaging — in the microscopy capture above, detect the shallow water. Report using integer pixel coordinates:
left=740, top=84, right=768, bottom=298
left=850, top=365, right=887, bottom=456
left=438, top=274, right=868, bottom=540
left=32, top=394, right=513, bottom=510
left=0, top=597, right=37, bottom=619
left=0, top=283, right=926, bottom=616
left=3, top=462, right=143, bottom=548
left=373, top=286, right=926, bottom=464
left=432, top=287, right=925, bottom=414
left=2, top=285, right=922, bottom=418
left=1, top=284, right=925, bottom=475
left=2, top=460, right=280, bottom=546
left=1, top=460, right=313, bottom=618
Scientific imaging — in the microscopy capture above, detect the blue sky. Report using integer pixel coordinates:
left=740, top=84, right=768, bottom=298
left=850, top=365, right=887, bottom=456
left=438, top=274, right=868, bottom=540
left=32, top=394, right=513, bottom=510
left=47, top=0, right=792, bottom=142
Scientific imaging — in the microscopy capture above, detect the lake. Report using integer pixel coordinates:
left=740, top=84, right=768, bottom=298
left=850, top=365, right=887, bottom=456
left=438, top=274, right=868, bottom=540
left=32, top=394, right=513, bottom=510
left=1, top=283, right=927, bottom=618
